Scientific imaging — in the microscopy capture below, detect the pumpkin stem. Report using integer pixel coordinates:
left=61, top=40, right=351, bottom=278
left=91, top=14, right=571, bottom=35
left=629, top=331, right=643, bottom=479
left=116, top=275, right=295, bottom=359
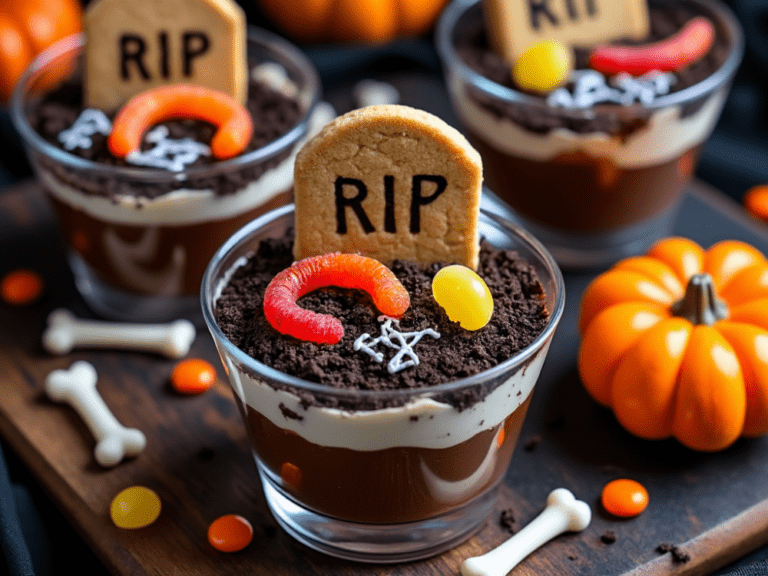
left=671, top=273, right=729, bottom=326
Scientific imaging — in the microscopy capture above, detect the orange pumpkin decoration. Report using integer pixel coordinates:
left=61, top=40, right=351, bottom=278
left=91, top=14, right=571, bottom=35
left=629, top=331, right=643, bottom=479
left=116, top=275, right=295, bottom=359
left=257, top=0, right=449, bottom=44
left=578, top=237, right=768, bottom=452
left=0, top=0, right=82, bottom=102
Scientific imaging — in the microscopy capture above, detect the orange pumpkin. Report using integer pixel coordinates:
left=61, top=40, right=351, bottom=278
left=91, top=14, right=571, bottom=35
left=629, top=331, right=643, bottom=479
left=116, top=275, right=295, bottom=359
left=257, top=0, right=449, bottom=44
left=0, top=0, right=83, bottom=102
left=578, top=237, right=768, bottom=452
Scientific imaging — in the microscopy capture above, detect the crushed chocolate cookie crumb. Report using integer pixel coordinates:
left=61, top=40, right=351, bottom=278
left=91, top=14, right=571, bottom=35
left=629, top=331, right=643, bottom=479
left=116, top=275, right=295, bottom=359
left=279, top=403, right=304, bottom=421
left=500, top=508, right=516, bottom=533
left=601, top=530, right=617, bottom=544
left=455, top=2, right=732, bottom=132
left=523, top=434, right=542, bottom=452
left=215, top=233, right=550, bottom=411
left=657, top=543, right=691, bottom=563
left=29, top=75, right=303, bottom=201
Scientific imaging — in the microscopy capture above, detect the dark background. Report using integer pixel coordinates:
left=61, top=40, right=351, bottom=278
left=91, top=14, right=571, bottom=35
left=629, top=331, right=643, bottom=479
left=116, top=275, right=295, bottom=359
left=1, top=0, right=768, bottom=203
left=2, top=1, right=768, bottom=576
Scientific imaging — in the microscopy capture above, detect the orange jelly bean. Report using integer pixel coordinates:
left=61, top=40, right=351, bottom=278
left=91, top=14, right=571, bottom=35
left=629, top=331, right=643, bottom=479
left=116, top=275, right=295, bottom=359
left=744, top=185, right=768, bottom=223
left=1, top=269, right=43, bottom=305
left=171, top=358, right=217, bottom=394
left=601, top=478, right=649, bottom=518
left=208, top=514, right=253, bottom=552
left=281, top=462, right=302, bottom=489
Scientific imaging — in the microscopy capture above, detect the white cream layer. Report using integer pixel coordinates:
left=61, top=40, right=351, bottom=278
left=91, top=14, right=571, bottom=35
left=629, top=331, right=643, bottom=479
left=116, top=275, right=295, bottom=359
left=39, top=162, right=292, bottom=225
left=217, top=337, right=549, bottom=451
left=39, top=102, right=336, bottom=226
left=450, top=75, right=728, bottom=168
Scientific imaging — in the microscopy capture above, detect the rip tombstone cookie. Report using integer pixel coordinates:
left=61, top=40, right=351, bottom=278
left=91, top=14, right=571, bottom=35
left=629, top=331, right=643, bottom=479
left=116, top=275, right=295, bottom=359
left=293, top=104, right=483, bottom=269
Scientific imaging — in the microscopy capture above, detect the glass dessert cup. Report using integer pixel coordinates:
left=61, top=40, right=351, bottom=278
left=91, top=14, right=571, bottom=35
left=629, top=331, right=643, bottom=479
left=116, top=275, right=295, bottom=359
left=11, top=29, right=321, bottom=322
left=201, top=204, right=565, bottom=563
left=437, top=0, right=744, bottom=269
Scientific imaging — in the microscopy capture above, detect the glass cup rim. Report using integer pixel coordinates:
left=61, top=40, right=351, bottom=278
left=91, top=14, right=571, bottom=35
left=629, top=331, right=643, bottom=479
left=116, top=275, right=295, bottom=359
left=201, top=203, right=566, bottom=403
left=436, top=0, right=745, bottom=112
left=10, top=27, right=322, bottom=183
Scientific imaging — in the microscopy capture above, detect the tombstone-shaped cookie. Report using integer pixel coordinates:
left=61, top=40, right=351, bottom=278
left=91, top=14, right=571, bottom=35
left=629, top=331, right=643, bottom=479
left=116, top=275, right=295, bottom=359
left=293, top=105, right=483, bottom=270
left=84, top=0, right=247, bottom=110
left=484, top=0, right=650, bottom=64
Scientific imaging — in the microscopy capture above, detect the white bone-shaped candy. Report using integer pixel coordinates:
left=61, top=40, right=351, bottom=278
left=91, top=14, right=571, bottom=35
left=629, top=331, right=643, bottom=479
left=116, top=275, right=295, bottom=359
left=43, top=309, right=195, bottom=358
left=462, top=488, right=591, bottom=576
left=45, top=361, right=146, bottom=467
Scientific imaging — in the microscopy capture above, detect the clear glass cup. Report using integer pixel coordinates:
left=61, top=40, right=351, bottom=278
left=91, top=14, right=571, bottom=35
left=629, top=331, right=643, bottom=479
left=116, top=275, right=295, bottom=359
left=11, top=29, right=321, bottom=322
left=437, top=0, right=744, bottom=269
left=201, top=203, right=565, bottom=563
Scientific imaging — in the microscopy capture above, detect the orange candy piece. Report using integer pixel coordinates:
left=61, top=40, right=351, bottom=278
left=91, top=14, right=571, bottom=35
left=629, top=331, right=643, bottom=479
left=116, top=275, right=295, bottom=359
left=281, top=462, right=302, bottom=489
left=1, top=269, right=43, bottom=305
left=744, top=185, right=768, bottom=223
left=207, top=514, right=253, bottom=552
left=263, top=253, right=410, bottom=344
left=601, top=479, right=649, bottom=517
left=496, top=426, right=506, bottom=448
left=108, top=84, right=253, bottom=160
left=171, top=358, right=216, bottom=394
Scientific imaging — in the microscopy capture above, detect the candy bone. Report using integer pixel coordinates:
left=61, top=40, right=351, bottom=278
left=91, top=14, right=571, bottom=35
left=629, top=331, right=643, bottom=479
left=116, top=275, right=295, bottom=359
left=461, top=488, right=591, bottom=576
left=44, top=361, right=146, bottom=467
left=43, top=309, right=196, bottom=358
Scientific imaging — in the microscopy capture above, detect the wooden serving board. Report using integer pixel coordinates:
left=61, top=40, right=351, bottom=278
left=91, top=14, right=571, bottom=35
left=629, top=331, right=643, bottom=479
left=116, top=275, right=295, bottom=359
left=1, top=179, right=768, bottom=576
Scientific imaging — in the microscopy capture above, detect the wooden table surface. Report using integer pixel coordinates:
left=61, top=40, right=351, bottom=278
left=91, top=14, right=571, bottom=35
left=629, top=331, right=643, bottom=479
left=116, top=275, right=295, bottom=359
left=2, top=178, right=768, bottom=576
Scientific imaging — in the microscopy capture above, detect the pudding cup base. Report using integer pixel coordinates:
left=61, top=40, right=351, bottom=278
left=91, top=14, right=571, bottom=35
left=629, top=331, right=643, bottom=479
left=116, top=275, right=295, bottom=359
left=258, top=461, right=500, bottom=563
left=69, top=252, right=201, bottom=323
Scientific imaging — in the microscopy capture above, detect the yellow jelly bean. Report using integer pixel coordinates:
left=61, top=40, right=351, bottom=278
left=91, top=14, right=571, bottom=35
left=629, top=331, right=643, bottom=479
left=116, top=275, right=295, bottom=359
left=432, top=265, right=493, bottom=331
left=110, top=486, right=162, bottom=529
left=513, top=40, right=573, bottom=93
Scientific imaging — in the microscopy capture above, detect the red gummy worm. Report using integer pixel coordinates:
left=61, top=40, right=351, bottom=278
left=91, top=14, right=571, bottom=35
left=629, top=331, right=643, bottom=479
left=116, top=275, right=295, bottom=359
left=108, top=84, right=253, bottom=160
left=263, top=253, right=410, bottom=345
left=589, top=17, right=716, bottom=76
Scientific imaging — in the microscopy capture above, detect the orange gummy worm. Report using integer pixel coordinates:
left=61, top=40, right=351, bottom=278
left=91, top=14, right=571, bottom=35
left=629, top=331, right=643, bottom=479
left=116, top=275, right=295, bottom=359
left=263, top=253, right=411, bottom=345
left=108, top=84, right=253, bottom=160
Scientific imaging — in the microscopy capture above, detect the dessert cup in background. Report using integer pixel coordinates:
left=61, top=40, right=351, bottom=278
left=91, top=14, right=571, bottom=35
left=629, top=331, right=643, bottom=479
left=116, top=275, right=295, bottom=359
left=437, top=0, right=744, bottom=269
left=11, top=29, right=322, bottom=322
left=201, top=204, right=565, bottom=563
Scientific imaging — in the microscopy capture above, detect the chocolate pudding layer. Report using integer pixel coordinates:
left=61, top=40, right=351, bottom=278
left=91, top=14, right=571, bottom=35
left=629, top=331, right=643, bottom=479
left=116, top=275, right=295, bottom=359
left=214, top=232, right=549, bottom=523
left=445, top=0, right=739, bottom=234
left=26, top=74, right=310, bottom=296
left=47, top=189, right=291, bottom=294
left=243, top=395, right=530, bottom=523
left=469, top=133, right=704, bottom=232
